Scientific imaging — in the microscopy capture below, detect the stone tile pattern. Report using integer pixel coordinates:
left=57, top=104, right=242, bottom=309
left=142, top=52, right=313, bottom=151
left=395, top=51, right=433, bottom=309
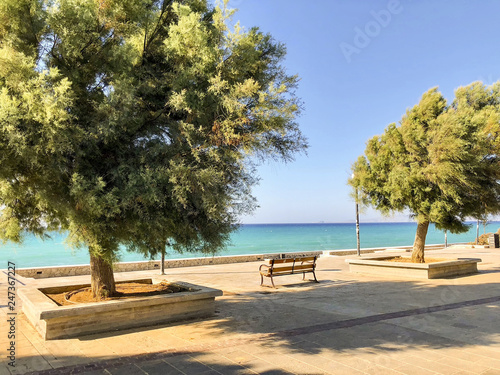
left=2, top=245, right=500, bottom=374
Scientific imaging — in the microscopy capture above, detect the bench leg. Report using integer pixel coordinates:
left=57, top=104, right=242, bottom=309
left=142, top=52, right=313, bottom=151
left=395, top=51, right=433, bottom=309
left=270, top=275, right=276, bottom=288
left=303, top=271, right=319, bottom=283
left=261, top=275, right=276, bottom=288
left=312, top=270, right=319, bottom=283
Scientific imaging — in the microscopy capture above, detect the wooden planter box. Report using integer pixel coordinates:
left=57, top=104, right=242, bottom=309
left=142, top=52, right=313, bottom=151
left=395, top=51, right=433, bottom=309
left=346, top=256, right=481, bottom=279
left=19, top=279, right=222, bottom=340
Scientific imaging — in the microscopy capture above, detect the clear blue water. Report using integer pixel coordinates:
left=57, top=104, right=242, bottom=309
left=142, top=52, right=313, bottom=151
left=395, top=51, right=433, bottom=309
left=2, top=222, right=496, bottom=268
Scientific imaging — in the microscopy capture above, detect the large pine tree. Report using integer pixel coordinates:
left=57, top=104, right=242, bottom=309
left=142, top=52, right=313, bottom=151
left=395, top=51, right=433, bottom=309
left=0, top=0, right=307, bottom=297
left=350, top=83, right=500, bottom=262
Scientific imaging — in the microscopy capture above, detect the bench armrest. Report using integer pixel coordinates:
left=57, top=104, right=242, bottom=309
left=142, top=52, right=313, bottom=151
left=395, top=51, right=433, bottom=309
left=301, top=259, right=316, bottom=269
left=259, top=264, right=271, bottom=271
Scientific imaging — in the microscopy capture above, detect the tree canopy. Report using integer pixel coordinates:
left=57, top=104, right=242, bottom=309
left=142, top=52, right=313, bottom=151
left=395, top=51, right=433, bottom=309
left=350, top=82, right=500, bottom=262
left=0, top=0, right=307, bottom=296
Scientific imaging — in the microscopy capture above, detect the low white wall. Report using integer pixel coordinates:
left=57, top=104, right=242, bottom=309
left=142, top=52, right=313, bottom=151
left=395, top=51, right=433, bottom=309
left=322, top=243, right=451, bottom=256
left=15, top=251, right=324, bottom=279
left=13, top=243, right=469, bottom=279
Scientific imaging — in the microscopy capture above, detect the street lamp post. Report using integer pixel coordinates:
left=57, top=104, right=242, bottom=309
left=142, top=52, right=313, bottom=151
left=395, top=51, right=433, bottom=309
left=476, top=219, right=480, bottom=245
left=352, top=174, right=360, bottom=256
left=355, top=192, right=360, bottom=256
left=160, top=249, right=165, bottom=275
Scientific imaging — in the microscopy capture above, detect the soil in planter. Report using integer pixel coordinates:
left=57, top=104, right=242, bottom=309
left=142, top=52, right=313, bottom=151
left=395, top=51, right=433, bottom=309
left=385, top=257, right=449, bottom=263
left=46, top=282, right=188, bottom=306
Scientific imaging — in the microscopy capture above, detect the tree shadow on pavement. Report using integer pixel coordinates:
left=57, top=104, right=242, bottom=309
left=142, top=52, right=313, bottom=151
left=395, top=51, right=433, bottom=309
left=17, top=350, right=297, bottom=375
left=206, top=274, right=500, bottom=356
left=15, top=273, right=500, bottom=375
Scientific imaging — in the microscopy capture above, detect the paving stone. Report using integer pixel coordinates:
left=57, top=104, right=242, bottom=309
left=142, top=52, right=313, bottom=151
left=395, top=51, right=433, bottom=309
left=136, top=360, right=184, bottom=375
left=219, top=349, right=258, bottom=365
left=424, top=354, right=490, bottom=373
left=283, top=352, right=340, bottom=374
left=251, top=352, right=336, bottom=374
left=329, top=353, right=390, bottom=372
left=319, top=360, right=367, bottom=375
left=393, top=365, right=438, bottom=375
left=478, top=370, right=500, bottom=375
left=163, top=355, right=218, bottom=374
left=191, top=352, right=252, bottom=374
left=399, top=354, right=463, bottom=374
left=461, top=346, right=500, bottom=360
left=237, top=361, right=293, bottom=375
left=106, top=363, right=146, bottom=375
left=287, top=339, right=324, bottom=354
left=70, top=369, right=110, bottom=375
left=8, top=359, right=53, bottom=375
left=475, top=356, right=500, bottom=370
left=9, top=247, right=500, bottom=375
left=0, top=364, right=12, bottom=375
left=364, top=365, right=406, bottom=375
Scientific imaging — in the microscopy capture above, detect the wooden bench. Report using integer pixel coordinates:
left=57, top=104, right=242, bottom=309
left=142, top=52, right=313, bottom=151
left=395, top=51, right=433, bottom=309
left=259, top=256, right=319, bottom=288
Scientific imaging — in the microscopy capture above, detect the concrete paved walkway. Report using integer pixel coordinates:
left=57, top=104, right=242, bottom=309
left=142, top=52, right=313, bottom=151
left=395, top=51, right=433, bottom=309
left=1, top=246, right=500, bottom=374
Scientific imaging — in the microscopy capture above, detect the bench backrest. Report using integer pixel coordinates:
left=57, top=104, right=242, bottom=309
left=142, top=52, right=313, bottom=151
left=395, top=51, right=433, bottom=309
left=265, top=256, right=317, bottom=274
left=268, top=256, right=317, bottom=264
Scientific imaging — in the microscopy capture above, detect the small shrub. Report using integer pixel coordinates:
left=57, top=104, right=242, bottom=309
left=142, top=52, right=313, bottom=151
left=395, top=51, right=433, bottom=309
left=469, top=233, right=492, bottom=245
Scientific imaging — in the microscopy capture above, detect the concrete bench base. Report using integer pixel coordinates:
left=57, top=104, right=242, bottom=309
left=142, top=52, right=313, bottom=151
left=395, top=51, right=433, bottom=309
left=19, top=279, right=222, bottom=340
left=346, top=257, right=481, bottom=279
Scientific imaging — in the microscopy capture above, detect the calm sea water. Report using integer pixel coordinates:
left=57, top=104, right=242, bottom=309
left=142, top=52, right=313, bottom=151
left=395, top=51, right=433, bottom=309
left=2, top=222, right=496, bottom=268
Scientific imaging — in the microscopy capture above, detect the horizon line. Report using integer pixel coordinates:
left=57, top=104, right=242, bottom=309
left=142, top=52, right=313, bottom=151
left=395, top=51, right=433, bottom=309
left=239, top=220, right=500, bottom=225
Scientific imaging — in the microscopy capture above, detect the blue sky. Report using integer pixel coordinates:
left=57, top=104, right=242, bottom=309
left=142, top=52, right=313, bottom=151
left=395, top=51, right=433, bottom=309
left=230, top=0, right=500, bottom=224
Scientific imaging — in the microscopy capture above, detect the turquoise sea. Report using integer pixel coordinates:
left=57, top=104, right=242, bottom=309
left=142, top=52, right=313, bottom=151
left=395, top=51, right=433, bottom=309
left=2, top=222, right=497, bottom=268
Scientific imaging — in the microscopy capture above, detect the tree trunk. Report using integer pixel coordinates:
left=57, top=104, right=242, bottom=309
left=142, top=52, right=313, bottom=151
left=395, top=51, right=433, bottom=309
left=160, top=239, right=171, bottom=275
left=90, top=251, right=116, bottom=299
left=411, top=221, right=429, bottom=263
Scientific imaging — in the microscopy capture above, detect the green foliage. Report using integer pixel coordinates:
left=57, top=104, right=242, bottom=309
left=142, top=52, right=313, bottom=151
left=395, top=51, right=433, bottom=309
left=350, top=83, right=500, bottom=235
left=0, top=0, right=306, bottom=263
